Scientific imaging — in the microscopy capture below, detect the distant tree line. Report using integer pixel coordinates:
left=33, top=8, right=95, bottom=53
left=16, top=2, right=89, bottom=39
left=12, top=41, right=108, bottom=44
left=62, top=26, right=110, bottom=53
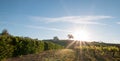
left=0, top=29, right=63, bottom=60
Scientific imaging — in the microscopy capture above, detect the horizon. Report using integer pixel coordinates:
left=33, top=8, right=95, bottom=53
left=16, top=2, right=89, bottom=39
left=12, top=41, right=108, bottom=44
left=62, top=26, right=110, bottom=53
left=0, top=0, right=120, bottom=44
left=0, top=29, right=118, bottom=44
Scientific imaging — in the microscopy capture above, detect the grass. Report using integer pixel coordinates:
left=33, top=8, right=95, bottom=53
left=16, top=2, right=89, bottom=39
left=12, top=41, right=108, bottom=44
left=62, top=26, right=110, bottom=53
left=5, top=41, right=120, bottom=61
left=6, top=49, right=75, bottom=61
left=5, top=47, right=120, bottom=61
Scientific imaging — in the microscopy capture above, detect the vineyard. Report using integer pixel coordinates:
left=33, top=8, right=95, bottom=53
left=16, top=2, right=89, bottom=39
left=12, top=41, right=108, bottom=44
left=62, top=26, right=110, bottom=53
left=0, top=30, right=120, bottom=61
left=5, top=46, right=120, bottom=61
left=74, top=45, right=120, bottom=61
left=5, top=41, right=120, bottom=61
left=39, top=40, right=120, bottom=61
left=0, top=30, right=63, bottom=61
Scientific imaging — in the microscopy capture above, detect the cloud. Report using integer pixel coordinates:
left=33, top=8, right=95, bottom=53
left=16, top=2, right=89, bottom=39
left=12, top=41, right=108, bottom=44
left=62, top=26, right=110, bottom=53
left=27, top=25, right=72, bottom=32
left=31, top=15, right=113, bottom=25
left=117, top=22, right=120, bottom=24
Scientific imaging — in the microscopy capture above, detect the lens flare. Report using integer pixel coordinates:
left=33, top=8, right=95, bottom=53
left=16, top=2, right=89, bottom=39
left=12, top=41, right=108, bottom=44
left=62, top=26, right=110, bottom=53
left=72, top=30, right=90, bottom=41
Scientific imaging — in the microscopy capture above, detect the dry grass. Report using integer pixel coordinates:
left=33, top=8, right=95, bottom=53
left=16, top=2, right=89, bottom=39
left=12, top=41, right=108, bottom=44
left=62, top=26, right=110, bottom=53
left=5, top=48, right=120, bottom=61
left=6, top=49, right=75, bottom=61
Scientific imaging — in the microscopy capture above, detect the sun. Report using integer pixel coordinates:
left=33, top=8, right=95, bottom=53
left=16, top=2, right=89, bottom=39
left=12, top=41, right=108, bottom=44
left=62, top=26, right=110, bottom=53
left=72, top=30, right=89, bottom=41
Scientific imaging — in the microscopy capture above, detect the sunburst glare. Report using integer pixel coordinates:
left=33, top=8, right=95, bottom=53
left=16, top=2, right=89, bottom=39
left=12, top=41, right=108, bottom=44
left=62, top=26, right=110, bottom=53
left=72, top=30, right=90, bottom=41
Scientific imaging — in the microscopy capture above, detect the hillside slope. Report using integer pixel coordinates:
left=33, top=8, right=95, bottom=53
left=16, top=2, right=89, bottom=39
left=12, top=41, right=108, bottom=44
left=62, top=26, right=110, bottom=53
left=0, top=31, right=63, bottom=61
left=6, top=48, right=120, bottom=61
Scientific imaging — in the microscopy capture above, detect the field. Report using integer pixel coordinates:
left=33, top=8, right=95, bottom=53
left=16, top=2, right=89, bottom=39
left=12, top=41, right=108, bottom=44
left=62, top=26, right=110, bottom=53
left=5, top=41, right=120, bottom=61
left=0, top=31, right=120, bottom=61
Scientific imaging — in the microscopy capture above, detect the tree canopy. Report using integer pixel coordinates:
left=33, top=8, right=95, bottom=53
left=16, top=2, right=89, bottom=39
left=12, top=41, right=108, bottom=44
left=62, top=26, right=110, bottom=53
left=68, top=34, right=74, bottom=39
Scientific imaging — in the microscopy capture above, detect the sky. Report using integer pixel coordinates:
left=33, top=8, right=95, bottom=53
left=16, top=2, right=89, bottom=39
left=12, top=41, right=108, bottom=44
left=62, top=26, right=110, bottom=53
left=0, top=0, right=120, bottom=43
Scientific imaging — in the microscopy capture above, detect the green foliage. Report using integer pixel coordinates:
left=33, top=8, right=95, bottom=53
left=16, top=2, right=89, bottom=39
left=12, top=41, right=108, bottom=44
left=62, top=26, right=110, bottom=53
left=1, top=29, right=10, bottom=36
left=0, top=36, right=14, bottom=60
left=74, top=45, right=120, bottom=60
left=53, top=36, right=59, bottom=41
left=0, top=30, right=63, bottom=60
left=44, top=41, right=63, bottom=50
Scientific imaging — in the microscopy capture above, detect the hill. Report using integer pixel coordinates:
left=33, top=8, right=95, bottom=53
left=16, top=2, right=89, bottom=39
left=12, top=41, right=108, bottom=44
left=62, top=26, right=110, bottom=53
left=3, top=40, right=120, bottom=61
left=0, top=30, right=63, bottom=61
left=0, top=30, right=120, bottom=61
left=43, top=39, right=120, bottom=48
